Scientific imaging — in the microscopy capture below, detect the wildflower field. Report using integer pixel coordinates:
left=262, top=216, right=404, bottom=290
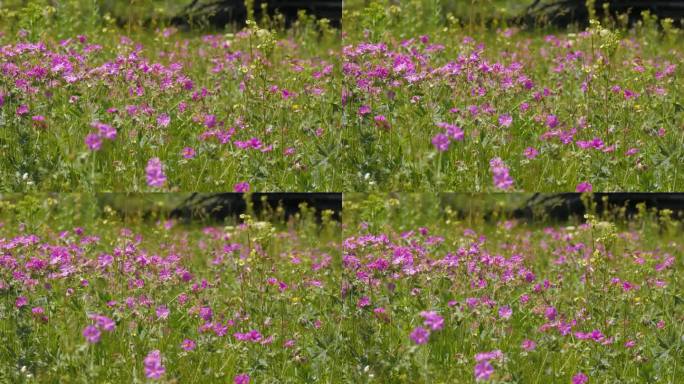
left=342, top=0, right=684, bottom=192
left=0, top=1, right=341, bottom=192
left=0, top=194, right=343, bottom=382
left=341, top=194, right=683, bottom=383
left=2, top=0, right=684, bottom=382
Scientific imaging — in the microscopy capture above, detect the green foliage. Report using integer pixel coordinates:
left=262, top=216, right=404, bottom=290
left=341, top=0, right=684, bottom=192
left=339, top=194, right=684, bottom=383
left=0, top=1, right=342, bottom=192
left=0, top=194, right=342, bottom=383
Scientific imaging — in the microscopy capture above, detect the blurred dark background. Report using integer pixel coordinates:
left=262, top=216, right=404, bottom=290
left=511, top=193, right=684, bottom=221
left=174, top=0, right=342, bottom=28
left=169, top=193, right=342, bottom=222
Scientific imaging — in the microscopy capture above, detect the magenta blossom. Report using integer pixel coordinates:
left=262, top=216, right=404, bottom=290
left=156, top=305, right=169, bottom=320
left=498, top=114, right=513, bottom=127
left=409, top=326, right=430, bottom=344
left=475, top=350, right=503, bottom=362
left=89, top=314, right=116, bottom=331
left=524, top=147, right=539, bottom=159
left=572, top=372, right=588, bottom=384
left=143, top=350, right=165, bottom=379
left=474, top=361, right=494, bottom=381
left=437, top=122, right=464, bottom=141
left=16, top=104, right=29, bottom=116
left=545, top=306, right=557, bottom=321
left=420, top=311, right=444, bottom=331
left=82, top=325, right=101, bottom=344
left=489, top=157, right=514, bottom=190
left=234, top=373, right=250, bottom=384
left=92, top=121, right=116, bottom=140
left=181, top=339, right=196, bottom=351
left=182, top=147, right=196, bottom=159
left=576, top=182, right=592, bottom=193
left=15, top=296, right=28, bottom=308
left=374, top=115, right=390, bottom=129
left=546, top=114, right=559, bottom=128
left=234, top=181, right=250, bottom=192
left=521, top=339, right=537, bottom=351
left=498, top=305, right=512, bottom=320
left=432, top=133, right=450, bottom=152
left=145, top=158, right=167, bottom=188
left=85, top=133, right=102, bottom=151
left=157, top=113, right=171, bottom=127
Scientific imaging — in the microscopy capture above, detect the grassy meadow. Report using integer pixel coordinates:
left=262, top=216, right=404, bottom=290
left=0, top=0, right=341, bottom=192
left=0, top=193, right=343, bottom=382
left=339, top=193, right=684, bottom=382
left=341, top=0, right=683, bottom=192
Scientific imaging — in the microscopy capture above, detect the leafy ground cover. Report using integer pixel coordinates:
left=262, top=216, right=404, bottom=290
left=340, top=193, right=684, bottom=382
left=0, top=194, right=343, bottom=382
left=342, top=1, right=684, bottom=191
left=1, top=192, right=683, bottom=383
left=0, top=1, right=341, bottom=192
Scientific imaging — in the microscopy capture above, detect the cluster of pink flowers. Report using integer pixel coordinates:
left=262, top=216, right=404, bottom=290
left=143, top=350, right=165, bottom=380
left=342, top=217, right=679, bottom=381
left=82, top=313, right=116, bottom=343
left=409, top=310, right=445, bottom=344
left=431, top=122, right=465, bottom=152
left=342, top=28, right=681, bottom=189
left=489, top=157, right=514, bottom=190
left=0, top=26, right=338, bottom=190
left=474, top=350, right=503, bottom=381
left=145, top=158, right=167, bottom=188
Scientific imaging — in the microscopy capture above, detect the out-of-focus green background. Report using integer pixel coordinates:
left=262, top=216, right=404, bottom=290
left=343, top=0, right=533, bottom=19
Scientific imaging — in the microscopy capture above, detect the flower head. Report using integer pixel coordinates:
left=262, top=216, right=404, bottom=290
left=409, top=326, right=430, bottom=344
left=474, top=361, right=494, bottom=381
left=545, top=306, right=557, bottom=321
left=145, top=158, right=166, bottom=188
left=182, top=147, right=196, bottom=159
left=15, top=296, right=28, bottom=308
left=92, top=121, right=116, bottom=140
left=181, top=338, right=196, bottom=351
left=498, top=114, right=513, bottom=127
left=521, top=339, right=537, bottom=351
left=432, top=133, right=450, bottom=152
left=524, top=147, right=539, bottom=159
left=475, top=350, right=503, bottom=362
left=498, top=305, right=512, bottom=320
left=358, top=105, right=371, bottom=116
left=16, top=104, right=29, bottom=116
left=156, top=305, right=169, bottom=320
left=234, top=181, right=250, bottom=193
left=89, top=314, right=116, bottom=331
left=157, top=113, right=170, bottom=127
left=546, top=114, right=559, bottom=128
left=572, top=372, right=588, bottom=384
left=489, top=157, right=514, bottom=190
left=82, top=325, right=101, bottom=344
left=234, top=373, right=250, bottom=384
left=420, top=311, right=444, bottom=331
left=143, top=350, right=165, bottom=379
left=437, top=122, right=464, bottom=141
left=85, top=133, right=102, bottom=151
left=576, top=182, right=592, bottom=193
